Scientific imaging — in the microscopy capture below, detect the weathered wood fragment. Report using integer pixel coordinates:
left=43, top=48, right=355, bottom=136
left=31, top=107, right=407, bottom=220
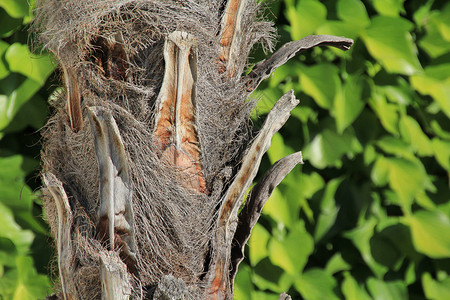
left=245, top=35, right=354, bottom=91
left=207, top=90, right=299, bottom=299
left=100, top=252, right=132, bottom=300
left=230, top=152, right=303, bottom=285
left=218, top=0, right=249, bottom=77
left=87, top=107, right=137, bottom=275
left=43, top=173, right=76, bottom=300
left=153, top=31, right=206, bottom=194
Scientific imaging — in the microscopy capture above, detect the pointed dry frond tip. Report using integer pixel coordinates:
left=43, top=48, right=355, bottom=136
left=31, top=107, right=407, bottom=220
left=62, top=64, right=83, bottom=132
left=87, top=107, right=138, bottom=276
left=245, top=35, right=354, bottom=91
left=229, top=152, right=303, bottom=284
left=206, top=90, right=299, bottom=299
left=42, top=173, right=76, bottom=300
left=153, top=31, right=207, bottom=194
left=218, top=0, right=249, bottom=77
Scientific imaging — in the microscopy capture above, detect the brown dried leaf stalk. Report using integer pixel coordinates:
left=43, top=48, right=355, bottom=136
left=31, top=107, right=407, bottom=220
left=35, top=0, right=353, bottom=299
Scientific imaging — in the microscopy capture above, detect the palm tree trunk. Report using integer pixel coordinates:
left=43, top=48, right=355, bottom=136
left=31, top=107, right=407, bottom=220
left=34, top=0, right=352, bottom=298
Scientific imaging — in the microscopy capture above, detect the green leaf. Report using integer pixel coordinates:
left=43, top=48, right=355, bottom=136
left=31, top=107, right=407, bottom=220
left=0, top=77, right=42, bottom=131
left=0, top=0, right=29, bottom=18
left=410, top=64, right=450, bottom=117
left=367, top=278, right=408, bottom=300
left=294, top=269, right=340, bottom=300
left=304, top=128, right=362, bottom=169
left=344, top=217, right=388, bottom=278
left=419, top=17, right=450, bottom=58
left=0, top=9, right=23, bottom=38
left=432, top=138, right=450, bottom=170
left=337, top=0, right=370, bottom=27
left=342, top=272, right=372, bottom=300
left=5, top=43, right=55, bottom=85
left=268, top=220, right=314, bottom=275
left=422, top=273, right=450, bottom=300
left=299, top=63, right=340, bottom=110
left=315, top=177, right=344, bottom=242
left=267, top=133, right=293, bottom=164
left=399, top=115, right=433, bottom=156
left=369, top=91, right=399, bottom=135
left=262, top=187, right=293, bottom=228
left=0, top=155, right=34, bottom=211
left=0, top=40, right=9, bottom=79
left=370, top=0, right=405, bottom=17
left=433, top=3, right=450, bottom=41
left=362, top=16, right=422, bottom=75
left=407, top=210, right=450, bottom=258
left=249, top=223, right=270, bottom=267
left=234, top=264, right=253, bottom=300
left=376, top=136, right=414, bottom=160
left=8, top=256, right=50, bottom=300
left=334, top=74, right=367, bottom=133
left=285, top=0, right=327, bottom=40
left=0, top=203, right=34, bottom=255
left=252, top=258, right=294, bottom=293
left=325, top=253, right=351, bottom=275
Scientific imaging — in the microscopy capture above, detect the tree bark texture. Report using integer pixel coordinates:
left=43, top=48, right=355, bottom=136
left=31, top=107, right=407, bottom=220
left=34, top=0, right=352, bottom=299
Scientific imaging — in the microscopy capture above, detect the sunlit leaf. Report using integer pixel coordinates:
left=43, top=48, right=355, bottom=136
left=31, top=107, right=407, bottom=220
left=362, top=16, right=422, bottom=75
left=294, top=269, right=340, bottom=300
left=369, top=92, right=399, bottom=135
left=0, top=0, right=29, bottom=18
left=268, top=220, right=314, bottom=275
left=249, top=223, right=270, bottom=267
left=5, top=43, right=55, bottom=85
left=342, top=272, right=372, bottom=300
left=407, top=210, right=450, bottom=258
left=234, top=264, right=253, bottom=300
left=370, top=0, right=405, bottom=17
left=432, top=138, right=450, bottom=170
left=303, top=128, right=362, bottom=169
left=422, top=273, right=450, bottom=300
left=334, top=74, right=367, bottom=133
left=299, top=63, right=340, bottom=110
left=410, top=64, right=450, bottom=117
left=399, top=115, right=433, bottom=156
left=262, top=187, right=293, bottom=228
left=367, top=277, right=408, bottom=300
left=0, top=203, right=34, bottom=255
left=284, top=0, right=327, bottom=40
left=337, top=0, right=370, bottom=27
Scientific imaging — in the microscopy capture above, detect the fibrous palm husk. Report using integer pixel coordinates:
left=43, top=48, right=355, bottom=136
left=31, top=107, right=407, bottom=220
left=34, top=0, right=352, bottom=299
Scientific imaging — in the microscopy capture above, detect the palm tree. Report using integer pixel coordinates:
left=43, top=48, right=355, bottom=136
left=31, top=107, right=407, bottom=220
left=34, top=0, right=352, bottom=298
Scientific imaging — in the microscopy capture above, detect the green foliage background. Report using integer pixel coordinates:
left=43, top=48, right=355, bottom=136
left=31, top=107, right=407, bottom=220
left=0, top=0, right=449, bottom=299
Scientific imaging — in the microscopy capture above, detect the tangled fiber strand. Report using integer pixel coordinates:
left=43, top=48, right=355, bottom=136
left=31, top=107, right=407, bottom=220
left=35, top=0, right=275, bottom=298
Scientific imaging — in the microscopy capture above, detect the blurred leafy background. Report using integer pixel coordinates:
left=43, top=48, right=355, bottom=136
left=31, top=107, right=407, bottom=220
left=0, top=0, right=449, bottom=299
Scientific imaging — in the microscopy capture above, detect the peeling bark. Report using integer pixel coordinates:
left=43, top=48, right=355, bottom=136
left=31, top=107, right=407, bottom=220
left=218, top=0, right=248, bottom=77
left=87, top=107, right=137, bottom=276
left=43, top=173, right=76, bottom=300
left=153, top=31, right=206, bottom=194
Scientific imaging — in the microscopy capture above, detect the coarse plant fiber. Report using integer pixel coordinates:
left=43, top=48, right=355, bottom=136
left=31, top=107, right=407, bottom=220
left=34, top=0, right=275, bottom=298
